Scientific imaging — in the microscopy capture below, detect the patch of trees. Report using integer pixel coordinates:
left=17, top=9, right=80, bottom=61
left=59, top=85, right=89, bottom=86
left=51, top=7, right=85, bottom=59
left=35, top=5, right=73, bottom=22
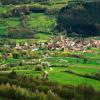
left=56, top=2, right=100, bottom=37
left=1, top=6, right=30, bottom=18
left=1, top=5, right=46, bottom=18
left=11, top=6, right=30, bottom=17
left=0, top=4, right=58, bottom=18
left=0, top=39, right=16, bottom=46
left=7, top=27, right=35, bottom=38
left=1, top=0, right=30, bottom=5
left=11, top=5, right=46, bottom=16
left=0, top=0, right=51, bottom=5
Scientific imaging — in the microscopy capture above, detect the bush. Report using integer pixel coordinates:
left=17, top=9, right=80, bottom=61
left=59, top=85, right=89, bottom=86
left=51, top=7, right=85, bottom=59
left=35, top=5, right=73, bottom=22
left=12, top=52, right=20, bottom=59
left=0, top=74, right=100, bottom=100
left=7, top=27, right=35, bottom=38
left=8, top=71, right=17, bottom=79
left=77, top=85, right=95, bottom=100
left=34, top=65, right=42, bottom=71
left=41, top=62, right=50, bottom=69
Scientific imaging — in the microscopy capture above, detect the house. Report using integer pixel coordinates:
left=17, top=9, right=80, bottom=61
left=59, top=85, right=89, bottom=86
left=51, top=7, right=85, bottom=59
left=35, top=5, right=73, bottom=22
left=15, top=43, right=22, bottom=50
left=94, top=40, right=100, bottom=48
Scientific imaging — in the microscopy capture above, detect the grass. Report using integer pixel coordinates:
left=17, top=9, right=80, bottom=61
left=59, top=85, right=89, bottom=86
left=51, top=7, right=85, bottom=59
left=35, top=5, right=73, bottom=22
left=48, top=56, right=100, bottom=65
left=9, top=38, right=48, bottom=43
left=0, top=7, right=7, bottom=14
left=11, top=54, right=100, bottom=90
left=0, top=17, right=20, bottom=35
left=5, top=18, right=21, bottom=27
left=67, top=67, right=99, bottom=74
left=0, top=0, right=100, bottom=91
left=0, top=27, right=6, bottom=35
left=28, top=13, right=56, bottom=32
left=34, top=33, right=51, bottom=40
left=1, top=58, right=21, bottom=64
left=49, top=72, right=100, bottom=90
left=15, top=66, right=100, bottom=90
left=0, top=13, right=55, bottom=41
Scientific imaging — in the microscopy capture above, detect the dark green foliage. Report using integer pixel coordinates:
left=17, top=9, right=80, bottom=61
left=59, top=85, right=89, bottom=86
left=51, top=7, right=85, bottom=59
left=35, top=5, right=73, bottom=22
left=9, top=5, right=46, bottom=17
left=77, top=85, right=96, bottom=100
left=8, top=71, right=17, bottom=79
left=0, top=73, right=100, bottom=100
left=12, top=52, right=20, bottom=59
left=0, top=0, right=50, bottom=5
left=34, top=65, right=42, bottom=71
left=56, top=2, right=100, bottom=37
left=7, top=27, right=35, bottom=38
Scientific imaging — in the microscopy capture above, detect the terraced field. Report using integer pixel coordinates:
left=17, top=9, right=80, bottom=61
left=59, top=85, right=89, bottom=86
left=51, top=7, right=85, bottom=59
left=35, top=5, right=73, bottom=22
left=0, top=1, right=100, bottom=99
left=15, top=65, right=100, bottom=90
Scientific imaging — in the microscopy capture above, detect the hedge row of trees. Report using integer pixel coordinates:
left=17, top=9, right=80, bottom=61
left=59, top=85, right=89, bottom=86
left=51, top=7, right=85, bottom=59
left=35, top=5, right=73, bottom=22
left=65, top=69, right=100, bottom=81
left=1, top=3, right=58, bottom=18
left=7, top=27, right=35, bottom=38
left=0, top=0, right=51, bottom=5
left=2, top=5, right=46, bottom=18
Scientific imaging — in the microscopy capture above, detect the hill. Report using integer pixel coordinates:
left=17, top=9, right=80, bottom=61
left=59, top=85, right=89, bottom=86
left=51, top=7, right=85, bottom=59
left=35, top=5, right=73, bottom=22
left=56, top=1, right=100, bottom=37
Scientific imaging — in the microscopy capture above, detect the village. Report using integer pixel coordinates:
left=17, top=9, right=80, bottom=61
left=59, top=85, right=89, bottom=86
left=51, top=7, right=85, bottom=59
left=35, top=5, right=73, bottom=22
left=4, top=36, right=100, bottom=53
left=0, top=0, right=100, bottom=99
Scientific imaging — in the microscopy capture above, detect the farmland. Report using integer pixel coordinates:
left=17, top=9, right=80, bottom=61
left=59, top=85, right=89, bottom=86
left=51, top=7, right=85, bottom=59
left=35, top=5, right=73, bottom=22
left=0, top=0, right=100, bottom=100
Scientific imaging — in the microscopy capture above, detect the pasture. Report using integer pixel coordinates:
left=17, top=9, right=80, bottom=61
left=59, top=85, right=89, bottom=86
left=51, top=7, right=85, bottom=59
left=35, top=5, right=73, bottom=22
left=0, top=0, right=100, bottom=93
left=15, top=64, right=100, bottom=90
left=5, top=54, right=99, bottom=90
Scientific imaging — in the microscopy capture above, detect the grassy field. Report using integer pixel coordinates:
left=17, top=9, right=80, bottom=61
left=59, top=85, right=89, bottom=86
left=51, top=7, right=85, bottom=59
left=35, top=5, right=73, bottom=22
left=0, top=0, right=100, bottom=93
left=15, top=65, right=100, bottom=90
left=0, top=13, right=55, bottom=41
left=1, top=53, right=99, bottom=91
left=48, top=56, right=100, bottom=65
left=0, top=0, right=66, bottom=40
left=5, top=54, right=99, bottom=90
left=0, top=6, right=8, bottom=14
left=28, top=13, right=56, bottom=32
left=2, top=66, right=100, bottom=90
left=6, top=53, right=98, bottom=91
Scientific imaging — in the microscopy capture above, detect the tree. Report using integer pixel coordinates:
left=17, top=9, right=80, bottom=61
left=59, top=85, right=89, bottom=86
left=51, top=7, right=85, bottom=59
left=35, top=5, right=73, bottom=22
left=56, top=1, right=100, bottom=37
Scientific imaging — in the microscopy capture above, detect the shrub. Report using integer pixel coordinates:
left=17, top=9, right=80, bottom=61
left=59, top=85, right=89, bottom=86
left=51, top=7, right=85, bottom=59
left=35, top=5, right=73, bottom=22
left=47, top=90, right=62, bottom=100
left=8, top=71, right=17, bottom=79
left=12, top=52, right=20, bottom=59
left=77, top=85, right=95, bottom=100
left=34, top=65, right=42, bottom=71
left=41, top=62, right=50, bottom=69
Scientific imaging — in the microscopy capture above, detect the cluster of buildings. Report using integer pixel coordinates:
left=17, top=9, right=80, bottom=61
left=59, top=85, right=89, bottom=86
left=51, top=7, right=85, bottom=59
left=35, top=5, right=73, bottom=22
left=13, top=36, right=100, bottom=53
left=48, top=36, right=100, bottom=52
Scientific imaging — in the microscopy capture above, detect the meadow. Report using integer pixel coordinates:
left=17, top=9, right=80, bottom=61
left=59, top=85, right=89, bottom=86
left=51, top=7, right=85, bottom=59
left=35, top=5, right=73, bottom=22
left=14, top=64, right=100, bottom=90
left=3, top=53, right=99, bottom=90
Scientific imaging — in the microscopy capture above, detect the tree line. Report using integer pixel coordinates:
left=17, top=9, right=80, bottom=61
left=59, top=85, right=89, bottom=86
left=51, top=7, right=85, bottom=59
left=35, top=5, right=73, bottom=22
left=0, top=0, right=51, bottom=5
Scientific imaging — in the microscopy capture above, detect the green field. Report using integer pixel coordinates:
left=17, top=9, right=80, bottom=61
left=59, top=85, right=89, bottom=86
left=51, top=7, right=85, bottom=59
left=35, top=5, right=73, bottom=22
left=7, top=54, right=99, bottom=90
left=0, top=0, right=100, bottom=93
left=0, top=0, right=100, bottom=99
left=15, top=65, right=100, bottom=90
